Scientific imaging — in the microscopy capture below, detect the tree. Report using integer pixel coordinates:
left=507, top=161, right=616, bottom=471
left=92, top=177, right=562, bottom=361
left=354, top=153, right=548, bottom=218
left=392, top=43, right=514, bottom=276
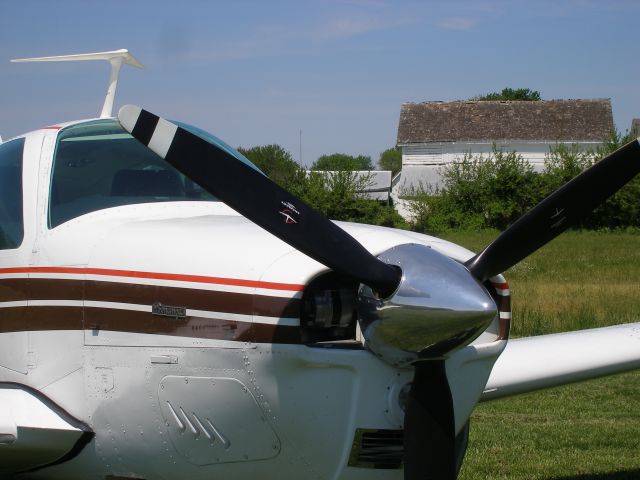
left=236, top=145, right=405, bottom=228
left=237, top=144, right=305, bottom=189
left=471, top=88, right=541, bottom=101
left=378, top=146, right=402, bottom=175
left=311, top=153, right=373, bottom=171
left=298, top=170, right=406, bottom=227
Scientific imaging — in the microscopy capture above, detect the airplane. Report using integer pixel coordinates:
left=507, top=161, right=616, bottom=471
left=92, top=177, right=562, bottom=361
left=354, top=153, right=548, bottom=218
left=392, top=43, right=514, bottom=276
left=0, top=49, right=639, bottom=480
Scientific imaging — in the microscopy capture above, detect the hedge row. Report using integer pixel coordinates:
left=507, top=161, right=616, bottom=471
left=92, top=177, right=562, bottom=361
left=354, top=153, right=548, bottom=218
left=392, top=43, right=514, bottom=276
left=407, top=132, right=640, bottom=234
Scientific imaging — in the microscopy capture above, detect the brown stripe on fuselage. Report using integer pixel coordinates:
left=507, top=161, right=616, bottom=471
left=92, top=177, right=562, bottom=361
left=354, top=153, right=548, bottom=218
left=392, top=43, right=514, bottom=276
left=498, top=317, right=511, bottom=341
left=85, top=280, right=300, bottom=318
left=28, top=306, right=84, bottom=330
left=0, top=306, right=28, bottom=331
left=0, top=306, right=300, bottom=343
left=17, top=278, right=300, bottom=319
left=1, top=278, right=83, bottom=303
left=1, top=276, right=303, bottom=343
left=252, top=322, right=302, bottom=344
left=0, top=306, right=85, bottom=332
left=0, top=278, right=29, bottom=302
left=0, top=305, right=301, bottom=344
left=86, top=307, right=256, bottom=342
left=86, top=307, right=302, bottom=344
left=30, top=278, right=84, bottom=301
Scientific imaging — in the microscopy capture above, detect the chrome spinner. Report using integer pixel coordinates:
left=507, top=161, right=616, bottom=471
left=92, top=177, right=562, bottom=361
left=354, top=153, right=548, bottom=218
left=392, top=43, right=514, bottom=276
left=358, top=244, right=498, bottom=367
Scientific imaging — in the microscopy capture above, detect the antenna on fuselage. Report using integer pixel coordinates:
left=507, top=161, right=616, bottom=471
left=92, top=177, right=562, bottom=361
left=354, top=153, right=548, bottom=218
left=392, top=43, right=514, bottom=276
left=11, top=49, right=143, bottom=118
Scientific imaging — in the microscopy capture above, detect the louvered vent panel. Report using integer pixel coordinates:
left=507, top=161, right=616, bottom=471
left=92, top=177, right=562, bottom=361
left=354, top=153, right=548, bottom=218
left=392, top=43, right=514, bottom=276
left=348, top=428, right=403, bottom=469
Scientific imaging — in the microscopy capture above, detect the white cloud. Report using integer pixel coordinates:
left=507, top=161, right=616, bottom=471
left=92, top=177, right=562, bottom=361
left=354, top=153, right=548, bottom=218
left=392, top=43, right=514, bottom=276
left=438, top=17, right=476, bottom=30
left=169, top=13, right=415, bottom=63
left=320, top=17, right=385, bottom=38
left=182, top=25, right=293, bottom=63
left=317, top=15, right=416, bottom=39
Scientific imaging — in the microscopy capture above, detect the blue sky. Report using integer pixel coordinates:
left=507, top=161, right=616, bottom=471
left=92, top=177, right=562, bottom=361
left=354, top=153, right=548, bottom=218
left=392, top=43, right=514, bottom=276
left=1, top=0, right=638, bottom=166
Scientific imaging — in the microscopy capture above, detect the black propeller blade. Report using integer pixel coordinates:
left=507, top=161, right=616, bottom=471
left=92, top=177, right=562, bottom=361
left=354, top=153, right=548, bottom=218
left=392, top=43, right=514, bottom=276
left=118, top=105, right=462, bottom=479
left=120, top=106, right=640, bottom=480
left=404, top=361, right=457, bottom=480
left=118, top=106, right=401, bottom=298
left=466, top=139, right=640, bottom=282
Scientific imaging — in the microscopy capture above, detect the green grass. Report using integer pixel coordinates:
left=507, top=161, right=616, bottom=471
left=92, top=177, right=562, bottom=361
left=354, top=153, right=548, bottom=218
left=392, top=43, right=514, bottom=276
left=441, top=230, right=640, bottom=337
left=438, top=230, right=640, bottom=479
left=460, top=372, right=640, bottom=480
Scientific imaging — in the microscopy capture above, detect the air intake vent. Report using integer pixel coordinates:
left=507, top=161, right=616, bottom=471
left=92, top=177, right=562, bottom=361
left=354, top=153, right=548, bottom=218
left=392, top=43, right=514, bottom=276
left=348, top=428, right=403, bottom=469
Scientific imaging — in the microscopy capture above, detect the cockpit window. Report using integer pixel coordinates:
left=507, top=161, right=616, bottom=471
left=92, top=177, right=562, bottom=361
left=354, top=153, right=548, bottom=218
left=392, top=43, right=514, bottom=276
left=48, top=119, right=259, bottom=228
left=0, top=138, right=25, bottom=249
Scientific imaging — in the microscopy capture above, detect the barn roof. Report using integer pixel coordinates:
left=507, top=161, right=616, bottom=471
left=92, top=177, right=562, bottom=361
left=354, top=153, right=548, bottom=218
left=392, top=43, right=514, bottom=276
left=397, top=99, right=613, bottom=144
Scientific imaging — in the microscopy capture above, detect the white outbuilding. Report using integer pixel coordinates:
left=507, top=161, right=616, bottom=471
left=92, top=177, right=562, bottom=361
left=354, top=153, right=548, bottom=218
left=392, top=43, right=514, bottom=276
left=393, top=99, right=614, bottom=197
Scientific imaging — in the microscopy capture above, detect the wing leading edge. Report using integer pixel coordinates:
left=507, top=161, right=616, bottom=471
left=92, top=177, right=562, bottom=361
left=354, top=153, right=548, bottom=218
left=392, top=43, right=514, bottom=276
left=482, top=322, right=640, bottom=401
left=0, top=385, right=93, bottom=475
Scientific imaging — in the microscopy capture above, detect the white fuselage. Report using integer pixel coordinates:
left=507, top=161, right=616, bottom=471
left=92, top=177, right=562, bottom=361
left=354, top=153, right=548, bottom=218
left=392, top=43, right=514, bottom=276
left=0, top=122, right=508, bottom=479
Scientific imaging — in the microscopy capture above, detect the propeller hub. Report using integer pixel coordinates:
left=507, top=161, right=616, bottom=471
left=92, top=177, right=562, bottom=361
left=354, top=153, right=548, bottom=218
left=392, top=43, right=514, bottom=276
left=358, top=244, right=497, bottom=367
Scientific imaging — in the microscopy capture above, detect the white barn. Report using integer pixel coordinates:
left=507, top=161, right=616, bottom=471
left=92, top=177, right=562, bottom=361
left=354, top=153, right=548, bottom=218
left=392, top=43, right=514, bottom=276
left=392, top=99, right=614, bottom=208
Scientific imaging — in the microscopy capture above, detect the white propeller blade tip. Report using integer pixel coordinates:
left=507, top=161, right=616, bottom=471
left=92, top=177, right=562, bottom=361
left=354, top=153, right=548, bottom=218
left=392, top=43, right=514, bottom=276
left=118, top=105, right=141, bottom=133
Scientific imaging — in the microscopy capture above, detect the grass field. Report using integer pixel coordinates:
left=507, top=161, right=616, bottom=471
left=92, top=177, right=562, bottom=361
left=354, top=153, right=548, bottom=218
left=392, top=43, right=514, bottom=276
left=461, top=371, right=640, bottom=479
left=439, top=230, right=640, bottom=480
left=442, top=230, right=640, bottom=337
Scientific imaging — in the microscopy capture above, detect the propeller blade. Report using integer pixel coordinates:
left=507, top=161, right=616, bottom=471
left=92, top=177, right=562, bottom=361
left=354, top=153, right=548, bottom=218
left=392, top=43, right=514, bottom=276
left=404, top=361, right=456, bottom=480
left=466, top=138, right=640, bottom=281
left=118, top=105, right=401, bottom=297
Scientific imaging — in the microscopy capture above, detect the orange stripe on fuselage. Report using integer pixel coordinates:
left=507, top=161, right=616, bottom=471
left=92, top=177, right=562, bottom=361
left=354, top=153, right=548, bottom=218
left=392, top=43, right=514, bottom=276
left=490, top=281, right=509, bottom=290
left=0, top=267, right=305, bottom=292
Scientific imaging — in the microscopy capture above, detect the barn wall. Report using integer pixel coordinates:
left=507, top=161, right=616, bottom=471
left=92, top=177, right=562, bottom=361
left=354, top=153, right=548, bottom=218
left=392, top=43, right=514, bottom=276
left=392, top=140, right=603, bottom=220
left=399, top=140, right=601, bottom=188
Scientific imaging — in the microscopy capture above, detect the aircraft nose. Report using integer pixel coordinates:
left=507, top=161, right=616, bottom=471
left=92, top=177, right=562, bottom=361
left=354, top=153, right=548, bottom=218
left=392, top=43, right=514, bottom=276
left=358, top=244, right=498, bottom=366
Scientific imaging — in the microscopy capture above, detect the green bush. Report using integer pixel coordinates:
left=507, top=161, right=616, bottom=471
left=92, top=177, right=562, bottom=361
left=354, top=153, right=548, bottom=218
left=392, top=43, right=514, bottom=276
left=540, top=143, right=593, bottom=195
left=408, top=146, right=541, bottom=234
left=408, top=132, right=640, bottom=234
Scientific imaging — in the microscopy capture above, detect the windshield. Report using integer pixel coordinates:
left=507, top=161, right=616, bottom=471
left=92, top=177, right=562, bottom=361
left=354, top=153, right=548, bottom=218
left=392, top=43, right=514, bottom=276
left=48, top=119, right=260, bottom=228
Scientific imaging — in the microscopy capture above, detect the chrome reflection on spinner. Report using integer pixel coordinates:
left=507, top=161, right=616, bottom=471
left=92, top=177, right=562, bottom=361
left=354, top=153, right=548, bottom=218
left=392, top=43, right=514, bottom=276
left=358, top=244, right=498, bottom=367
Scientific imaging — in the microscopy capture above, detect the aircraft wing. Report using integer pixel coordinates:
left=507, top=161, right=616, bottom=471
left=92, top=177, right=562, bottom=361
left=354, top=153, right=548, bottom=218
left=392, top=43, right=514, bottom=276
left=0, top=385, right=93, bottom=475
left=481, top=322, right=640, bottom=401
